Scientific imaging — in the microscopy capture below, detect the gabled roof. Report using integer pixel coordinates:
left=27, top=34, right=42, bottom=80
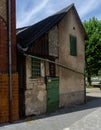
left=17, top=4, right=86, bottom=51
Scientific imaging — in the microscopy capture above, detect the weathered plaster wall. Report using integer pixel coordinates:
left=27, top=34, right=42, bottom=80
left=25, top=57, right=46, bottom=116
left=25, top=8, right=85, bottom=115
left=48, top=26, right=59, bottom=57
left=58, top=9, right=85, bottom=107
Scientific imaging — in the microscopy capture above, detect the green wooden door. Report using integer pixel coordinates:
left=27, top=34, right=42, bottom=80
left=46, top=77, right=59, bottom=112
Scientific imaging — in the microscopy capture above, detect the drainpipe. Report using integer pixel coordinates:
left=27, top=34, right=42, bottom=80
left=24, top=54, right=84, bottom=75
left=84, top=67, right=87, bottom=103
left=24, top=54, right=85, bottom=103
left=8, top=0, right=12, bottom=122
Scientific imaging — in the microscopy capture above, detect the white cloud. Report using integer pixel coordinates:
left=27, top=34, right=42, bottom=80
left=78, top=0, right=101, bottom=18
left=17, top=0, right=50, bottom=28
left=16, top=0, right=101, bottom=28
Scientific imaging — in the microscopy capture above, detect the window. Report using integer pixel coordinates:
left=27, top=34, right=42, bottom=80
left=70, top=35, right=77, bottom=56
left=49, top=62, right=56, bottom=77
left=31, top=58, right=41, bottom=78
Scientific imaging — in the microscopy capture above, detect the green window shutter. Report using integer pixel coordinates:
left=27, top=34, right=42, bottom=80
left=31, top=58, right=41, bottom=78
left=70, top=35, right=77, bottom=56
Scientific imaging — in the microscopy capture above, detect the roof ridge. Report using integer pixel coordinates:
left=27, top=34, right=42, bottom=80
left=55, top=3, right=74, bottom=15
left=24, top=3, right=74, bottom=29
left=17, top=3, right=80, bottom=51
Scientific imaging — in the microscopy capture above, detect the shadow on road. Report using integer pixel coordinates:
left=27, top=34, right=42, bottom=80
left=1, top=88, right=101, bottom=126
left=23, top=92, right=101, bottom=122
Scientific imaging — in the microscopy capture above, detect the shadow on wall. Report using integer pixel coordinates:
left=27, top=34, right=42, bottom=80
left=0, top=94, right=101, bottom=126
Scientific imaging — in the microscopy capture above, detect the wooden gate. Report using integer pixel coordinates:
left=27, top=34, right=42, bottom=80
left=46, top=77, right=59, bottom=112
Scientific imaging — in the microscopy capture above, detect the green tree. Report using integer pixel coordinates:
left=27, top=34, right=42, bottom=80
left=83, top=17, right=101, bottom=85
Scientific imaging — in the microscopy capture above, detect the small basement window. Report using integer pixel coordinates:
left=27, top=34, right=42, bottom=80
left=31, top=58, right=41, bottom=78
left=69, top=35, right=77, bottom=56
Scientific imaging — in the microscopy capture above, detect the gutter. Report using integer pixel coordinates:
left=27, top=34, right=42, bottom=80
left=24, top=54, right=84, bottom=75
left=8, top=0, right=12, bottom=122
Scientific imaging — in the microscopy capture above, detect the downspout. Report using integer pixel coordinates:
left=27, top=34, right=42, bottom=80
left=24, top=53, right=85, bottom=103
left=84, top=67, right=87, bottom=103
left=84, top=41, right=86, bottom=103
left=8, top=0, right=12, bottom=122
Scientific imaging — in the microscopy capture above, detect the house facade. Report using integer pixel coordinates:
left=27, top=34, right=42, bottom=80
left=17, top=4, right=86, bottom=117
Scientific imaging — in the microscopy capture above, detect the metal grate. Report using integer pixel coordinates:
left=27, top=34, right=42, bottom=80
left=31, top=58, right=41, bottom=78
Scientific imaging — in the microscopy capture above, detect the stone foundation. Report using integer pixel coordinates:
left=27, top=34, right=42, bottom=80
left=25, top=78, right=46, bottom=116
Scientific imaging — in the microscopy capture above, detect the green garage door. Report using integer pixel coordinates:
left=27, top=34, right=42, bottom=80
left=46, top=77, right=59, bottom=112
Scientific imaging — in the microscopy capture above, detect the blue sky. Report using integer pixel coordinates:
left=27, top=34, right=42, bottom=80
left=16, top=0, right=101, bottom=28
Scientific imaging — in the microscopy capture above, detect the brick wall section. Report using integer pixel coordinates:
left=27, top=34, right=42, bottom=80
left=0, top=0, right=19, bottom=123
left=0, top=74, right=9, bottom=123
left=0, top=0, right=8, bottom=72
left=12, top=73, right=19, bottom=121
left=0, top=73, right=19, bottom=123
left=0, top=19, right=8, bottom=72
left=0, top=0, right=17, bottom=72
left=11, top=0, right=17, bottom=72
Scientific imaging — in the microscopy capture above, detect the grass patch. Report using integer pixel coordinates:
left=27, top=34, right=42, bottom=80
left=86, top=85, right=94, bottom=88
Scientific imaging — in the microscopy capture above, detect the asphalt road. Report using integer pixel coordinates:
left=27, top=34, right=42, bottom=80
left=0, top=88, right=101, bottom=130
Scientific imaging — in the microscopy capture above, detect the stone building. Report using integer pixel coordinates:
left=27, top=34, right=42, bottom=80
left=17, top=4, right=86, bottom=117
left=0, top=0, right=19, bottom=123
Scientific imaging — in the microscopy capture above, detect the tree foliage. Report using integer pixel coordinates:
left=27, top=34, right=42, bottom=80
left=83, top=17, right=101, bottom=84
